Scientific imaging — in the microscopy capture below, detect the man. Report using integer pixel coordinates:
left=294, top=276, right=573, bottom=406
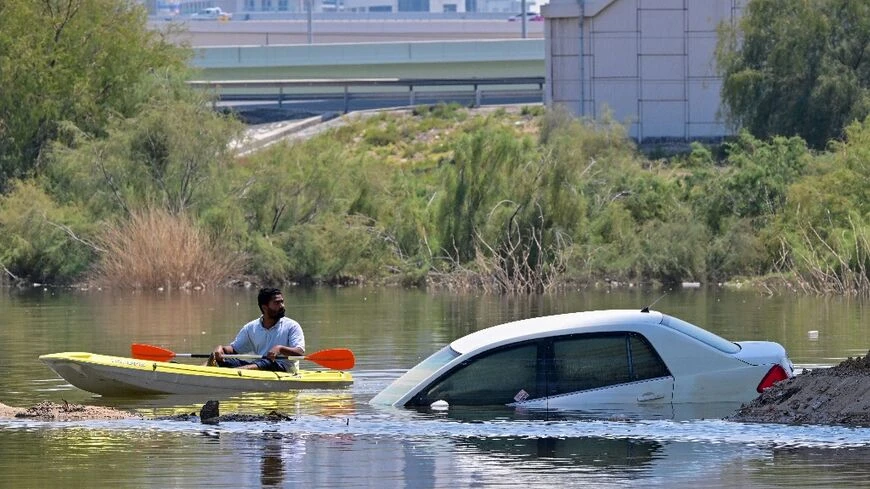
left=210, top=287, right=305, bottom=372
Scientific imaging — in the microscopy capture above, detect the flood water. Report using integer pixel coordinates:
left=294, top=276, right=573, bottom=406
left=1, top=286, right=869, bottom=488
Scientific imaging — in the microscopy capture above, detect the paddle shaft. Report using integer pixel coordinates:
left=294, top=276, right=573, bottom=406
left=175, top=352, right=301, bottom=360
left=131, top=343, right=356, bottom=370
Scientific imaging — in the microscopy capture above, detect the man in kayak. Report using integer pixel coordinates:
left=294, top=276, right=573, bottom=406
left=209, top=287, right=305, bottom=372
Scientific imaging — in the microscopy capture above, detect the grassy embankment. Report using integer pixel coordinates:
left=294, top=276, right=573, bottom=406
left=1, top=104, right=868, bottom=295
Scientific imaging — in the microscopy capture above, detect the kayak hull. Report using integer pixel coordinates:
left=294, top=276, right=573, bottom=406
left=39, top=352, right=353, bottom=396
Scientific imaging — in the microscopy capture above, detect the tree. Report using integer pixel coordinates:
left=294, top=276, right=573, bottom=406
left=717, top=0, right=870, bottom=148
left=0, top=0, right=189, bottom=192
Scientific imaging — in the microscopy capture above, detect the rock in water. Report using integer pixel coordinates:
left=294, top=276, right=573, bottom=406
left=200, top=400, right=220, bottom=425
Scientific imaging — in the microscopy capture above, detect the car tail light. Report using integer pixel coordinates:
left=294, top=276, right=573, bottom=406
left=756, top=364, right=789, bottom=392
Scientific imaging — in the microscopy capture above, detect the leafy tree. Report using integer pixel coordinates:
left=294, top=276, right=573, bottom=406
left=46, top=89, right=243, bottom=219
left=691, top=131, right=810, bottom=233
left=0, top=0, right=189, bottom=191
left=717, top=0, right=870, bottom=148
left=0, top=180, right=96, bottom=282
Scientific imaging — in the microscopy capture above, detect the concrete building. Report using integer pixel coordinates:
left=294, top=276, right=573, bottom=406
left=543, top=0, right=745, bottom=142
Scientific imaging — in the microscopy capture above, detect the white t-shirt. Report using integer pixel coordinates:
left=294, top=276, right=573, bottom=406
left=230, top=316, right=305, bottom=356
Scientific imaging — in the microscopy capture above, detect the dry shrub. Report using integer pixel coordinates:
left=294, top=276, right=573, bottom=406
left=427, top=219, right=563, bottom=294
left=96, top=208, right=244, bottom=289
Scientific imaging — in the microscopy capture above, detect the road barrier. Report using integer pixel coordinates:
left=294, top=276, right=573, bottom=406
left=188, top=77, right=546, bottom=112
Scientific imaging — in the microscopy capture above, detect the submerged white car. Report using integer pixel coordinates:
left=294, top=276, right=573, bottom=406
left=371, top=309, right=793, bottom=411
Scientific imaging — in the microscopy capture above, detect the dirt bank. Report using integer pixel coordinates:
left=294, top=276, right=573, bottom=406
left=0, top=399, right=290, bottom=423
left=0, top=401, right=140, bottom=421
left=727, top=350, right=870, bottom=426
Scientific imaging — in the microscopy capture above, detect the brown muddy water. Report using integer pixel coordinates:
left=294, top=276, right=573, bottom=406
left=1, top=286, right=869, bottom=488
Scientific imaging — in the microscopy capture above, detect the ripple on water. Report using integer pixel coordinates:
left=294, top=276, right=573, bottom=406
left=3, top=411, right=868, bottom=449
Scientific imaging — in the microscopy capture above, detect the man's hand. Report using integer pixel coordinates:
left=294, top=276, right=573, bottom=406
left=266, top=345, right=283, bottom=360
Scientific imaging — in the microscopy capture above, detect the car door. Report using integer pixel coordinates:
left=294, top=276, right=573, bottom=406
left=515, top=332, right=674, bottom=410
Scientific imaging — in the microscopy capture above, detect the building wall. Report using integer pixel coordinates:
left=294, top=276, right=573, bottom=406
left=480, top=0, right=539, bottom=13
left=430, top=0, right=466, bottom=12
left=543, top=0, right=744, bottom=142
left=342, top=0, right=396, bottom=11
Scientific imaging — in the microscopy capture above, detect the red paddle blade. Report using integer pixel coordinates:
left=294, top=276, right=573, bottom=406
left=131, top=343, right=176, bottom=362
left=307, top=348, right=355, bottom=370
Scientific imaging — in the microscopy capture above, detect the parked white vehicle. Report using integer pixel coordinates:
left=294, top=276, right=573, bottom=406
left=190, top=7, right=232, bottom=21
left=371, top=309, right=794, bottom=412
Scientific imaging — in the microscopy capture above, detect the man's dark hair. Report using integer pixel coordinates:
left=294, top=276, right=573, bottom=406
left=257, top=287, right=282, bottom=309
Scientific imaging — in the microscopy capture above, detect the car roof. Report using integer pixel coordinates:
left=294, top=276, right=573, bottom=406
left=450, top=309, right=664, bottom=355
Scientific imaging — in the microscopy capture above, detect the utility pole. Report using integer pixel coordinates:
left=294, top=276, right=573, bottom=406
left=306, top=0, right=314, bottom=44
left=521, top=0, right=527, bottom=39
left=578, top=0, right=585, bottom=116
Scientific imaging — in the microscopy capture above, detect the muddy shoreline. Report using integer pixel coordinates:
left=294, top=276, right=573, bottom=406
left=0, top=399, right=292, bottom=423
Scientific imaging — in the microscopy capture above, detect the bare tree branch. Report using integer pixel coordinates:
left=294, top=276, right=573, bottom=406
left=1, top=263, right=21, bottom=282
left=43, top=215, right=106, bottom=253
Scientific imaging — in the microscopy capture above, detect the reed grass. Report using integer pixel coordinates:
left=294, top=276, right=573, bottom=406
left=783, top=218, right=870, bottom=296
left=95, top=208, right=244, bottom=289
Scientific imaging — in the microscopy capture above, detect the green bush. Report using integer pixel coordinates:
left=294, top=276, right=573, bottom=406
left=636, top=209, right=709, bottom=285
left=0, top=180, right=95, bottom=283
left=690, top=131, right=809, bottom=233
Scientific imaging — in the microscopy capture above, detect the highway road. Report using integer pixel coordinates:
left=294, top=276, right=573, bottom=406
left=151, top=18, right=546, bottom=117
left=153, top=18, right=545, bottom=46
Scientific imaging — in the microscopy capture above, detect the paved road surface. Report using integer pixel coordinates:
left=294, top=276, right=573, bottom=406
left=152, top=19, right=544, bottom=46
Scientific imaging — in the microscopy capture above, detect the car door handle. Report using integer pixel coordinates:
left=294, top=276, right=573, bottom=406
left=637, top=392, right=665, bottom=402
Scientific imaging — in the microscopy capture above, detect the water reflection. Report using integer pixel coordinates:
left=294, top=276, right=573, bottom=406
left=260, top=433, right=285, bottom=488
left=456, top=435, right=663, bottom=470
left=407, top=402, right=743, bottom=423
left=242, top=432, right=309, bottom=488
left=2, top=412, right=869, bottom=488
left=90, top=391, right=356, bottom=419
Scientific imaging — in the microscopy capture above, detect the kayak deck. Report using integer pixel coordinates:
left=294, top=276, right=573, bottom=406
left=40, top=352, right=353, bottom=396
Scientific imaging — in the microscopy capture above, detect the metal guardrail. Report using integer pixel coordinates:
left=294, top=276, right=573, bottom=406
left=188, top=77, right=546, bottom=112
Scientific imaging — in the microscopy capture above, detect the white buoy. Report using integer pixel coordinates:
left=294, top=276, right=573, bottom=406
left=430, top=400, right=449, bottom=411
left=807, top=330, right=819, bottom=340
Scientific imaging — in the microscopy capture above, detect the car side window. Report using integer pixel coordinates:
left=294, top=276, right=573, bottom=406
left=551, top=334, right=630, bottom=393
left=628, top=334, right=670, bottom=380
left=549, top=333, right=670, bottom=395
left=411, top=343, right=538, bottom=406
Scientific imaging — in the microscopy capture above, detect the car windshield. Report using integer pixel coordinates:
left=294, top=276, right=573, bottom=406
left=370, top=345, right=460, bottom=405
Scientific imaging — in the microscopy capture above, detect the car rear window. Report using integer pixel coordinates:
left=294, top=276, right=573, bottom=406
left=660, top=315, right=740, bottom=353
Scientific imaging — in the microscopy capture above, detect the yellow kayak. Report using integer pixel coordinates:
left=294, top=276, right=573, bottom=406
left=40, top=352, right=353, bottom=396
